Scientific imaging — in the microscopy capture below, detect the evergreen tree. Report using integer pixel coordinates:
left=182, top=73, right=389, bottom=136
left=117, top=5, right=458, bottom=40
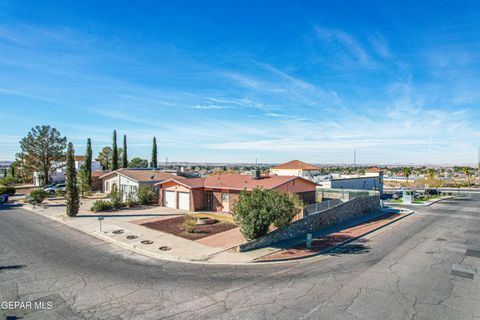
left=111, top=130, right=118, bottom=171
left=121, top=134, right=128, bottom=168
left=16, top=125, right=67, bottom=185
left=85, top=138, right=92, bottom=189
left=66, top=142, right=79, bottom=217
left=151, top=136, right=157, bottom=168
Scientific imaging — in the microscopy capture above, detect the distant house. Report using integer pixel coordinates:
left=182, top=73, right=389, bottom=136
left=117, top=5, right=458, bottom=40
left=99, top=168, right=184, bottom=197
left=365, top=167, right=383, bottom=177
left=155, top=173, right=318, bottom=213
left=74, top=155, right=102, bottom=171
left=318, top=176, right=383, bottom=195
left=269, top=160, right=321, bottom=180
left=33, top=156, right=102, bottom=186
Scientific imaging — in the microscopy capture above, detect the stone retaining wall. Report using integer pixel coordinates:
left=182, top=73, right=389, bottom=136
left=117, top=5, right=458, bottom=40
left=239, top=195, right=381, bottom=252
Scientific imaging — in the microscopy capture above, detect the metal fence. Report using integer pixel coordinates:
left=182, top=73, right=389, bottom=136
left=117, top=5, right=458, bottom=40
left=303, top=198, right=343, bottom=217
left=316, top=188, right=379, bottom=202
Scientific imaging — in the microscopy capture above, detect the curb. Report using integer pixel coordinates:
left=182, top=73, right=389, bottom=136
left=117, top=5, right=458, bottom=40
left=18, top=203, right=277, bottom=266
left=254, top=209, right=415, bottom=263
left=17, top=202, right=415, bottom=266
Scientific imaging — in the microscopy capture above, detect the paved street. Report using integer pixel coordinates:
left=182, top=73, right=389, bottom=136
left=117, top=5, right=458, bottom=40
left=1, top=199, right=479, bottom=320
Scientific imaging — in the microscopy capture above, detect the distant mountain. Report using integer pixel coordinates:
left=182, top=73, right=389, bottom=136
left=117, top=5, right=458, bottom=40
left=0, top=161, right=12, bottom=168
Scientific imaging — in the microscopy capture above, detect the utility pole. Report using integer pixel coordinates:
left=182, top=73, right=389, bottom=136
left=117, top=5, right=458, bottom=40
left=353, top=149, right=357, bottom=167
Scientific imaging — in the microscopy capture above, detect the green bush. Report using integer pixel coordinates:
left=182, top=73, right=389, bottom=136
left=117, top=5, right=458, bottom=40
left=0, top=176, right=16, bottom=186
left=108, top=185, right=124, bottom=209
left=26, top=189, right=48, bottom=205
left=0, top=185, right=16, bottom=196
left=125, top=192, right=139, bottom=207
left=232, top=187, right=304, bottom=241
left=137, top=186, right=156, bottom=205
left=55, top=188, right=65, bottom=197
left=91, top=200, right=114, bottom=212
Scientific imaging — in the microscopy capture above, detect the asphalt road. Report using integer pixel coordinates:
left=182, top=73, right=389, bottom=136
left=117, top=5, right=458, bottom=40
left=0, top=199, right=479, bottom=320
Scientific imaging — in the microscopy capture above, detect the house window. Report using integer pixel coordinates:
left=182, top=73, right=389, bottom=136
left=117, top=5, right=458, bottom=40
left=221, top=192, right=229, bottom=202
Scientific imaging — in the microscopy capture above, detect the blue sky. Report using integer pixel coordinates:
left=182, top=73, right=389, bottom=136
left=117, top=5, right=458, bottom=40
left=1, top=1, right=479, bottom=165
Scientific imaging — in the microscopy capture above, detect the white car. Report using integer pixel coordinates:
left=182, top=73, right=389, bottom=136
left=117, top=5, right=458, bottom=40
left=43, top=183, right=66, bottom=196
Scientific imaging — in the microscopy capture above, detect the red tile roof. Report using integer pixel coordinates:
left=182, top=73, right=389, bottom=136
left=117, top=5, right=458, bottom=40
left=156, top=174, right=317, bottom=191
left=367, top=167, right=383, bottom=173
left=271, top=160, right=321, bottom=170
left=91, top=171, right=108, bottom=178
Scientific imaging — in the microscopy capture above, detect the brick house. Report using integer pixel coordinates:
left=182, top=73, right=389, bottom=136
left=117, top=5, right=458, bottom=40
left=155, top=173, right=317, bottom=213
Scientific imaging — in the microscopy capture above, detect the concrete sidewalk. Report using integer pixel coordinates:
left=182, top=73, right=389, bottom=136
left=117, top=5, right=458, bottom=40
left=15, top=197, right=414, bottom=265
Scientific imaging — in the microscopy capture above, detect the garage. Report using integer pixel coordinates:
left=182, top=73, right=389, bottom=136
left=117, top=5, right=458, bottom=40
left=164, top=191, right=175, bottom=208
left=177, top=192, right=190, bottom=211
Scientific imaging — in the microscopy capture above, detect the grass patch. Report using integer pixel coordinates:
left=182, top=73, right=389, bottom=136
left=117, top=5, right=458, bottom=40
left=390, top=199, right=403, bottom=203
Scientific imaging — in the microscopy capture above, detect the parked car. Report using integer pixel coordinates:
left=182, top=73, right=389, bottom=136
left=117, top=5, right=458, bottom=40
left=43, top=183, right=66, bottom=196
left=392, top=192, right=402, bottom=200
left=425, top=188, right=440, bottom=196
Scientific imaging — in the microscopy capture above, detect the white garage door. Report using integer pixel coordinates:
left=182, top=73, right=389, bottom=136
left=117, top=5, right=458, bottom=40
left=164, top=191, right=175, bottom=208
left=178, top=192, right=190, bottom=211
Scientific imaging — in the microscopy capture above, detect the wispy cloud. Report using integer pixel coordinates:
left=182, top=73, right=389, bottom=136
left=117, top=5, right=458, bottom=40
left=0, top=88, right=60, bottom=103
left=190, top=104, right=236, bottom=110
left=315, top=27, right=371, bottom=65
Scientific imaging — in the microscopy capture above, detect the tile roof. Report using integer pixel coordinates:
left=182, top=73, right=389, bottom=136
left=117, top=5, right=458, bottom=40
left=367, top=167, right=383, bottom=173
left=156, top=174, right=317, bottom=191
left=100, top=168, right=184, bottom=182
left=270, top=160, right=321, bottom=170
left=74, top=155, right=85, bottom=161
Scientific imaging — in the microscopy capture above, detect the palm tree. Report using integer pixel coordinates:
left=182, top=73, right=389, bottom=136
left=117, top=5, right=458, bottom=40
left=402, top=167, right=412, bottom=184
left=426, top=168, right=436, bottom=180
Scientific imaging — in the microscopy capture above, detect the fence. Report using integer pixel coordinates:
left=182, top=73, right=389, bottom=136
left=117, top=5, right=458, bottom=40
left=303, top=199, right=343, bottom=216
left=239, top=195, right=381, bottom=252
left=317, top=188, right=379, bottom=202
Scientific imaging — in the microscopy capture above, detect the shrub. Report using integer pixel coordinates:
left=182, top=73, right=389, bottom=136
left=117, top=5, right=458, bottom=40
left=55, top=188, right=65, bottom=197
left=26, top=189, right=48, bottom=205
left=182, top=215, right=197, bottom=233
left=91, top=200, right=114, bottom=212
left=271, top=192, right=303, bottom=229
left=0, top=185, right=16, bottom=196
left=0, top=176, right=16, bottom=186
left=232, top=187, right=304, bottom=241
left=125, top=192, right=139, bottom=207
left=137, top=186, right=156, bottom=205
left=108, top=185, right=124, bottom=209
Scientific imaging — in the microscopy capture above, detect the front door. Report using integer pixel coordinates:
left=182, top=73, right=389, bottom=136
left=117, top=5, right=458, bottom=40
left=205, top=191, right=213, bottom=210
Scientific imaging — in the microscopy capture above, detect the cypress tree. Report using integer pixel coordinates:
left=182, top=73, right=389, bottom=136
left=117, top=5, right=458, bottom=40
left=66, top=142, right=79, bottom=217
left=85, top=138, right=92, bottom=189
left=151, top=136, right=157, bottom=168
left=121, top=134, right=128, bottom=168
left=111, top=130, right=118, bottom=171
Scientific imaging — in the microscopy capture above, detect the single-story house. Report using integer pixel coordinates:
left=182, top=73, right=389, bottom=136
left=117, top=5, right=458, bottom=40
left=155, top=173, right=318, bottom=213
left=99, top=169, right=184, bottom=197
left=269, top=160, right=321, bottom=180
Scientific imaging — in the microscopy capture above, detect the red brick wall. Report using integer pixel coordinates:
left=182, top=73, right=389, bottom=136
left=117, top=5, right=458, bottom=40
left=191, top=188, right=205, bottom=211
